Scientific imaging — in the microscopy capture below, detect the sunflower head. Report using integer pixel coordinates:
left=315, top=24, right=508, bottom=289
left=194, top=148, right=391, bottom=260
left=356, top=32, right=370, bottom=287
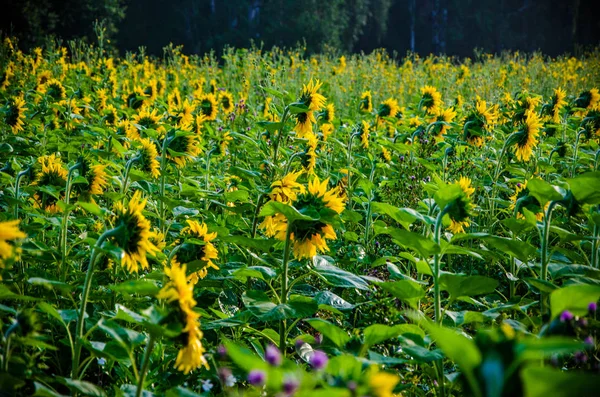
left=509, top=180, right=545, bottom=221
left=512, top=111, right=541, bottom=162
left=420, top=86, right=442, bottom=114
left=294, top=111, right=316, bottom=139
left=574, top=88, right=600, bottom=110
left=377, top=98, right=400, bottom=119
left=0, top=220, right=27, bottom=274
left=3, top=95, right=27, bottom=134
left=168, top=134, right=202, bottom=168
left=269, top=170, right=305, bottom=203
left=299, top=78, right=326, bottom=112
left=219, top=91, right=234, bottom=114
left=445, top=177, right=475, bottom=234
left=199, top=93, right=218, bottom=121
left=138, top=138, right=161, bottom=179
left=323, top=103, right=335, bottom=123
left=359, top=91, right=373, bottom=113
left=358, top=120, right=370, bottom=149
left=39, top=79, right=66, bottom=101
left=175, top=220, right=219, bottom=282
left=32, top=155, right=68, bottom=213
left=73, top=161, right=109, bottom=201
left=111, top=190, right=159, bottom=273
left=320, top=122, right=334, bottom=141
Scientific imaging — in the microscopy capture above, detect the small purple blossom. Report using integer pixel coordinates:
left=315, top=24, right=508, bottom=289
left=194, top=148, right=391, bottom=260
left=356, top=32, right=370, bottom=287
left=589, top=302, right=598, bottom=314
left=560, top=310, right=574, bottom=322
left=247, top=370, right=266, bottom=386
left=217, top=345, right=227, bottom=359
left=585, top=336, right=595, bottom=346
left=295, top=339, right=306, bottom=349
left=574, top=351, right=588, bottom=364
left=283, top=377, right=299, bottom=395
left=265, top=344, right=282, bottom=366
left=309, top=350, right=328, bottom=370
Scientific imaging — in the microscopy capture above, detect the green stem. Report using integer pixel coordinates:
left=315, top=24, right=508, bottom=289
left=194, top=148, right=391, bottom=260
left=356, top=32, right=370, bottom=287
left=571, top=130, right=585, bottom=178
left=72, top=224, right=125, bottom=379
left=591, top=206, right=600, bottom=269
left=433, top=208, right=447, bottom=325
left=121, top=155, right=140, bottom=194
left=136, top=334, right=156, bottom=397
left=250, top=194, right=266, bottom=239
left=540, top=200, right=559, bottom=315
left=13, top=167, right=30, bottom=219
left=279, top=223, right=293, bottom=353
left=272, top=107, right=290, bottom=169
left=159, top=136, right=173, bottom=231
left=61, top=162, right=83, bottom=280
left=347, top=132, right=360, bottom=208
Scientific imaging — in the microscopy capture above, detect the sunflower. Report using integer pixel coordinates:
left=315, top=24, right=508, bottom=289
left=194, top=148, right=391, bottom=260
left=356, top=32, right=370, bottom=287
left=359, top=91, right=373, bottom=113
left=301, top=144, right=317, bottom=174
left=0, top=220, right=26, bottom=274
left=111, top=190, right=160, bottom=273
left=322, top=103, right=335, bottom=123
left=446, top=177, right=475, bottom=234
left=4, top=95, right=27, bottom=134
left=269, top=170, right=305, bottom=203
left=358, top=120, right=370, bottom=149
left=31, top=155, right=67, bottom=213
left=320, top=122, right=334, bottom=141
left=103, top=104, right=119, bottom=126
left=157, top=261, right=209, bottom=374
left=132, top=107, right=162, bottom=132
left=168, top=134, right=202, bottom=168
left=295, top=111, right=316, bottom=139
left=574, top=88, right=600, bottom=110
left=299, top=79, right=326, bottom=112
left=168, top=88, right=182, bottom=109
left=175, top=220, right=219, bottom=282
left=218, top=131, right=233, bottom=156
left=513, top=111, right=542, bottom=162
left=550, top=88, right=567, bottom=123
left=432, top=107, right=457, bottom=141
left=377, top=98, right=400, bottom=120
left=381, top=146, right=392, bottom=162
left=199, top=93, right=218, bottom=121
left=464, top=99, right=497, bottom=147
left=219, top=91, right=235, bottom=114
left=420, top=86, right=442, bottom=114
left=368, top=367, right=401, bottom=397
left=138, top=138, right=161, bottom=178
left=39, top=79, right=66, bottom=101
left=172, top=100, right=195, bottom=127
left=73, top=163, right=109, bottom=202
left=509, top=180, right=545, bottom=221
left=262, top=176, right=345, bottom=260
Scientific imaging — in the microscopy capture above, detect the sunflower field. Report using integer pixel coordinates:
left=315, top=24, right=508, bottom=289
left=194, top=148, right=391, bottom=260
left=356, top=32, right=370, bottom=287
left=2, top=35, right=600, bottom=396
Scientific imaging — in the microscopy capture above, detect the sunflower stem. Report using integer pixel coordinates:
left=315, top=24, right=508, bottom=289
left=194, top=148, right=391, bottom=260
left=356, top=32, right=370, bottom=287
left=571, top=129, right=585, bottom=177
left=72, top=224, right=125, bottom=380
left=540, top=200, right=559, bottom=316
left=61, top=161, right=83, bottom=281
left=272, top=107, right=290, bottom=171
left=13, top=167, right=30, bottom=219
left=279, top=222, right=293, bottom=354
left=433, top=207, right=448, bottom=325
left=591, top=206, right=600, bottom=269
left=347, top=131, right=361, bottom=209
left=121, top=155, right=141, bottom=194
left=136, top=333, right=156, bottom=397
left=159, top=135, right=174, bottom=232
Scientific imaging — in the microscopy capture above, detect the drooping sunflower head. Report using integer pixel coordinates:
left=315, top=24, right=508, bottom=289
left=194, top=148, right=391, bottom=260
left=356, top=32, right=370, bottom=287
left=320, top=122, right=334, bottom=141
left=3, top=95, right=27, bottom=134
left=168, top=134, right=202, bottom=168
left=172, top=100, right=195, bottom=127
left=581, top=110, right=600, bottom=138
left=294, top=111, right=316, bottom=139
left=432, top=107, right=457, bottom=141
left=111, top=190, right=159, bottom=273
left=549, top=87, right=567, bottom=123
left=0, top=220, right=27, bottom=273
left=269, top=170, right=305, bottom=203
left=103, top=104, right=119, bottom=126
left=475, top=99, right=498, bottom=130
left=199, top=93, right=218, bottom=121
left=377, top=98, right=400, bottom=119
left=219, top=91, right=234, bottom=114
left=446, top=177, right=475, bottom=234
left=574, top=88, right=600, bottom=110
left=358, top=120, right=371, bottom=149
left=73, top=162, right=109, bottom=202
left=39, top=79, right=66, bottom=101
left=299, top=78, right=326, bottom=112
left=218, top=131, right=233, bottom=156
left=381, top=146, right=392, bottom=162
left=137, top=138, right=161, bottom=179
left=32, top=154, right=68, bottom=213
left=420, top=85, right=442, bottom=114
left=132, top=107, right=162, bottom=131
left=513, top=110, right=542, bottom=162
left=359, top=91, right=373, bottom=113
left=176, top=220, right=219, bottom=282
left=323, top=103, right=335, bottom=123
left=156, top=261, right=209, bottom=374
left=301, top=145, right=317, bottom=174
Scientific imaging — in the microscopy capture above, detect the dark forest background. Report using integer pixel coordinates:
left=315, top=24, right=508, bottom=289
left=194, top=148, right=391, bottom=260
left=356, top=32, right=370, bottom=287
left=2, top=0, right=599, bottom=57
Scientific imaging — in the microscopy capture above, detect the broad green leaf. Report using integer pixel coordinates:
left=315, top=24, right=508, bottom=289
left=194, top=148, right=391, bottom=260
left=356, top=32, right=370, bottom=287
left=220, top=235, right=277, bottom=252
left=434, top=183, right=463, bottom=210
left=243, top=291, right=318, bottom=321
left=371, top=202, right=432, bottom=229
left=111, top=280, right=160, bottom=296
left=550, top=284, right=600, bottom=319
left=378, top=280, right=425, bottom=308
left=166, top=387, right=203, bottom=397
left=259, top=200, right=319, bottom=223
left=312, top=256, right=370, bottom=290
left=61, top=378, right=107, bottom=397
left=306, top=318, right=350, bottom=348
left=363, top=324, right=417, bottom=350
left=439, top=273, right=499, bottom=301
left=374, top=225, right=440, bottom=257
left=567, top=171, right=600, bottom=205
left=521, top=366, right=600, bottom=397
left=526, top=179, right=564, bottom=206
left=452, top=233, right=536, bottom=262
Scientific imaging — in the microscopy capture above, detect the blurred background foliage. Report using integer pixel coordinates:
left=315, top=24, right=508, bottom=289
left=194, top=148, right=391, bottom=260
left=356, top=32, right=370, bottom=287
left=1, top=0, right=599, bottom=57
